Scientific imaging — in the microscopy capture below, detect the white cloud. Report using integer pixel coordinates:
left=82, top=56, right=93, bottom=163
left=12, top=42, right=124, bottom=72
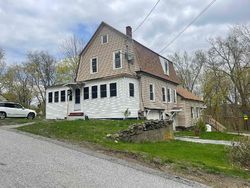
left=0, top=0, right=249, bottom=63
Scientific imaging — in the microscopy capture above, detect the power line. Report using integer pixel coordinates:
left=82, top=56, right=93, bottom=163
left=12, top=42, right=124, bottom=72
left=159, top=0, right=216, bottom=54
left=133, top=0, right=161, bottom=33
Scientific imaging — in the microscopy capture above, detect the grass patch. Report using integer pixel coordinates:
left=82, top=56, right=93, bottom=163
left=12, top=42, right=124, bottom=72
left=17, top=120, right=250, bottom=180
left=175, top=131, right=245, bottom=141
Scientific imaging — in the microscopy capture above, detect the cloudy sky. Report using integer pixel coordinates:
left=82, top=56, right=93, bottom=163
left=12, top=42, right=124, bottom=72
left=1, top=0, right=250, bottom=64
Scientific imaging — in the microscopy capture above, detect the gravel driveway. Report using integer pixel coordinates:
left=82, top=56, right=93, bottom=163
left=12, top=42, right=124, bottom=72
left=0, top=128, right=208, bottom=188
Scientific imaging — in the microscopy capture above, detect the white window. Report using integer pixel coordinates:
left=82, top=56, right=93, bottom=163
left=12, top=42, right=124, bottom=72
left=90, top=57, right=98, bottom=74
left=196, top=107, right=200, bottom=118
left=149, top=84, right=155, bottom=101
left=191, top=107, right=194, bottom=118
left=164, top=60, right=169, bottom=75
left=167, top=88, right=171, bottom=103
left=173, top=89, right=177, bottom=103
left=159, top=57, right=170, bottom=76
left=101, top=34, right=108, bottom=44
left=113, top=50, right=122, bottom=69
left=110, top=83, right=117, bottom=97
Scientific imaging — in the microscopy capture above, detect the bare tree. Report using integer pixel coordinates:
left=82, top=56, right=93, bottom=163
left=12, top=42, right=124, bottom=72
left=2, top=64, right=33, bottom=107
left=169, top=50, right=206, bottom=94
left=26, top=51, right=56, bottom=113
left=59, top=35, right=84, bottom=81
left=207, top=25, right=250, bottom=114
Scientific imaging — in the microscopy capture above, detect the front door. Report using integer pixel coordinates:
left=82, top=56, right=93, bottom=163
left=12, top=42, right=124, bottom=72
left=74, top=88, right=81, bottom=111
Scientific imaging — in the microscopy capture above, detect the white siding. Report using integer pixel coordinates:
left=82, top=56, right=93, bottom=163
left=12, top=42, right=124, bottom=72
left=82, top=77, right=140, bottom=119
left=46, top=86, right=74, bottom=119
left=45, top=77, right=140, bottom=119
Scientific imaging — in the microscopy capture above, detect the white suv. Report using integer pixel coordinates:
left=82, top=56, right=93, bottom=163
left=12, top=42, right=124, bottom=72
left=0, top=102, right=37, bottom=120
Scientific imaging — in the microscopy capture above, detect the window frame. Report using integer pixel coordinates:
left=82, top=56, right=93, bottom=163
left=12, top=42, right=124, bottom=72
left=162, top=87, right=166, bottom=102
left=54, top=91, right=59, bottom=103
left=196, top=107, right=200, bottom=118
left=90, top=57, right=98, bottom=74
left=110, top=83, right=117, bottom=97
left=67, top=89, right=72, bottom=101
left=83, top=87, right=89, bottom=100
left=48, top=92, right=53, bottom=103
left=100, top=84, right=107, bottom=98
left=191, top=107, right=194, bottom=119
left=91, top=85, right=98, bottom=99
left=113, top=50, right=122, bottom=69
left=149, top=84, right=155, bottom=101
left=101, top=34, right=108, bottom=44
left=129, top=83, right=135, bottom=97
left=173, top=89, right=177, bottom=103
left=164, top=60, right=169, bottom=75
left=60, top=90, right=66, bottom=102
left=167, top=88, right=171, bottom=103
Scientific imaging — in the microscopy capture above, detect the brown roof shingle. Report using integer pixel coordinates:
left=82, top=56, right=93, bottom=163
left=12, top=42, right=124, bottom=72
left=177, top=87, right=203, bottom=102
left=133, top=41, right=179, bottom=84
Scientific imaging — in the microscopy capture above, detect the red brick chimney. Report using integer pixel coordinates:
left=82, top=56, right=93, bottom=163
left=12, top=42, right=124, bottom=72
left=126, top=26, right=132, bottom=38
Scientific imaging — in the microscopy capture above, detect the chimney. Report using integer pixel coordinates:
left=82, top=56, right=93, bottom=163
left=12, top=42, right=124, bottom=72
left=126, top=26, right=132, bottom=38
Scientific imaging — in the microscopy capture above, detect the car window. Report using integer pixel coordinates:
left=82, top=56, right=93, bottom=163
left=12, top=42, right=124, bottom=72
left=15, top=104, right=23, bottom=108
left=5, top=103, right=15, bottom=108
left=0, top=103, right=4, bottom=107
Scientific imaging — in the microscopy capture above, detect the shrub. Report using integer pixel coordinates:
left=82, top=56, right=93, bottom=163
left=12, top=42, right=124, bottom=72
left=194, top=119, right=207, bottom=136
left=228, top=137, right=250, bottom=170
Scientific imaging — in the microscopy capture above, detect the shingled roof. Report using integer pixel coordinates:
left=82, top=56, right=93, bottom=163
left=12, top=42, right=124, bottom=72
left=177, top=87, right=203, bottom=102
left=133, top=40, right=179, bottom=84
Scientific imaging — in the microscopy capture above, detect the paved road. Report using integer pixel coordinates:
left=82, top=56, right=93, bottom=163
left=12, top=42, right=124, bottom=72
left=0, top=128, right=207, bottom=188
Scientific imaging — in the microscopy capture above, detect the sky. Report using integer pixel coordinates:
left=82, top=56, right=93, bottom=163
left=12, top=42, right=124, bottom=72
left=0, top=0, right=250, bottom=64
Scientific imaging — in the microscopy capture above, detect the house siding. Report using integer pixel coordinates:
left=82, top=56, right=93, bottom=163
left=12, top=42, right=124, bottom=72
left=46, top=86, right=73, bottom=119
left=77, top=25, right=140, bottom=82
left=176, top=95, right=204, bottom=127
left=82, top=77, right=140, bottom=119
left=139, top=73, right=178, bottom=111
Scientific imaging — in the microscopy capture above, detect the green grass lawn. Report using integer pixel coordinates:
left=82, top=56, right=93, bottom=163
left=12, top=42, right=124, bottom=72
left=17, top=120, right=250, bottom=180
left=175, top=131, right=245, bottom=141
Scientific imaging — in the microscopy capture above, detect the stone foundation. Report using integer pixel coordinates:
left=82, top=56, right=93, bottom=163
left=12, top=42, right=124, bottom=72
left=107, top=120, right=174, bottom=143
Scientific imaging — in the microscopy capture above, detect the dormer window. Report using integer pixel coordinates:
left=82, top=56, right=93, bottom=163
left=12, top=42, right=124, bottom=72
left=159, top=57, right=170, bottom=76
left=113, top=50, right=122, bottom=69
left=101, top=35, right=108, bottom=44
left=90, top=57, right=98, bottom=74
left=164, top=60, right=169, bottom=75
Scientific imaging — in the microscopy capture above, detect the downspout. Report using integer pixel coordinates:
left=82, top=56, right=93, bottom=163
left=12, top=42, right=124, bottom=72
left=138, top=71, right=145, bottom=113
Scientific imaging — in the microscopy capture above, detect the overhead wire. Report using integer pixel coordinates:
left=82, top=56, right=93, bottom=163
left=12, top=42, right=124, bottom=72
left=133, top=0, right=161, bottom=33
left=159, top=0, right=217, bottom=54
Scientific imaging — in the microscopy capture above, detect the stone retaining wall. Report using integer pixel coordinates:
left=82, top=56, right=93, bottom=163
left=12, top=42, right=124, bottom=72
left=107, top=120, right=174, bottom=143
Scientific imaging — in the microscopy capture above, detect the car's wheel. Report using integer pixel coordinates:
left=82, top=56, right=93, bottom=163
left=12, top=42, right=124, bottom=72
left=27, top=113, right=35, bottom=120
left=0, top=112, right=6, bottom=120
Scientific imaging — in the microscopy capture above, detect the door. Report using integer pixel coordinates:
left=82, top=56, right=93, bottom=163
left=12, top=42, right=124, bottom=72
left=14, top=104, right=27, bottom=117
left=74, top=88, right=81, bottom=111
